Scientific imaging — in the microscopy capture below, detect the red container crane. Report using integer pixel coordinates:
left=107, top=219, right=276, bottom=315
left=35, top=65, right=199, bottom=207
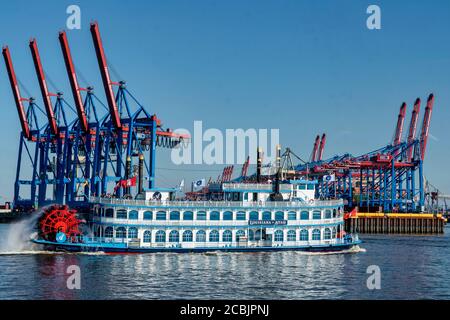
left=59, top=31, right=89, bottom=133
left=406, top=98, right=421, bottom=162
left=317, top=133, right=326, bottom=161
left=90, top=22, right=122, bottom=130
left=2, top=46, right=32, bottom=140
left=392, top=102, right=407, bottom=157
left=311, top=135, right=320, bottom=162
left=419, top=94, right=435, bottom=161
left=29, top=39, right=58, bottom=136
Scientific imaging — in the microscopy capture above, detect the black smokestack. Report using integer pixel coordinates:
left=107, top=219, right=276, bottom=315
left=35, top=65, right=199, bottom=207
left=257, top=147, right=262, bottom=183
left=138, top=153, right=144, bottom=194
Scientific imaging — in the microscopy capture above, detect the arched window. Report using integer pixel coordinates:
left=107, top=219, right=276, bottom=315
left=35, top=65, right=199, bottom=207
left=116, top=227, right=126, bottom=239
left=116, top=209, right=127, bottom=219
left=210, top=211, right=220, bottom=221
left=128, top=210, right=138, bottom=220
left=312, top=229, right=321, bottom=240
left=236, top=230, right=245, bottom=241
left=143, top=211, right=153, bottom=220
left=196, top=230, right=206, bottom=242
left=248, top=230, right=254, bottom=241
left=236, top=212, right=246, bottom=220
left=105, top=227, right=113, bottom=238
left=300, top=229, right=309, bottom=241
left=275, top=211, right=284, bottom=220
left=128, top=227, right=138, bottom=238
left=170, top=211, right=180, bottom=221
left=209, top=230, right=219, bottom=242
left=169, top=230, right=180, bottom=242
left=223, top=211, right=233, bottom=221
left=156, top=211, right=167, bottom=220
left=288, top=211, right=297, bottom=220
left=332, top=227, right=337, bottom=239
left=262, top=211, right=272, bottom=220
left=222, top=230, right=232, bottom=242
left=301, top=211, right=309, bottom=220
left=155, top=230, right=166, bottom=243
left=274, top=230, right=284, bottom=242
left=197, top=211, right=206, bottom=220
left=249, top=211, right=259, bottom=220
left=143, top=230, right=151, bottom=243
left=325, top=210, right=332, bottom=219
left=105, top=208, right=114, bottom=218
left=183, top=211, right=193, bottom=220
left=287, top=230, right=296, bottom=241
left=254, top=229, right=262, bottom=241
left=324, top=228, right=331, bottom=240
left=313, top=210, right=321, bottom=220
left=182, top=230, right=193, bottom=242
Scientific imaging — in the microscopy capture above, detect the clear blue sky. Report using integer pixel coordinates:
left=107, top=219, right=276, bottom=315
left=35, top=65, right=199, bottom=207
left=0, top=0, right=449, bottom=201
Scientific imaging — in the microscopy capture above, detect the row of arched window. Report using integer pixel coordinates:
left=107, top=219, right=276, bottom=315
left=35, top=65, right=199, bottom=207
left=98, top=208, right=341, bottom=221
left=101, top=227, right=337, bottom=242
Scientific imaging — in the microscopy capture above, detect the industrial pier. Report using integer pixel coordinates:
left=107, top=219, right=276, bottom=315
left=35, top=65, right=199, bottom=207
left=345, top=212, right=446, bottom=234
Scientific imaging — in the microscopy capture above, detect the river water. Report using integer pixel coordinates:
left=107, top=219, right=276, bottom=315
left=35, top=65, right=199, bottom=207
left=0, top=223, right=449, bottom=300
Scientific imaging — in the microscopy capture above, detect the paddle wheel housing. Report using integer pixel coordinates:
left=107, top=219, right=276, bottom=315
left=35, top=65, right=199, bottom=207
left=38, top=205, right=82, bottom=242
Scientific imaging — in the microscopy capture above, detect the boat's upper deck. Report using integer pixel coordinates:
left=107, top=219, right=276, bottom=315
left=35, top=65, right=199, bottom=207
left=90, top=197, right=343, bottom=210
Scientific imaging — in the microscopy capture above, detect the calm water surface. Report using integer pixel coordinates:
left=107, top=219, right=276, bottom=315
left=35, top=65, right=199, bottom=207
left=0, top=223, right=449, bottom=300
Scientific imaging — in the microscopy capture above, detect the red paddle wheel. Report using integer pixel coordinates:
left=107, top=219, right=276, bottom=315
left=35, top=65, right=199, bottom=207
left=38, top=205, right=82, bottom=242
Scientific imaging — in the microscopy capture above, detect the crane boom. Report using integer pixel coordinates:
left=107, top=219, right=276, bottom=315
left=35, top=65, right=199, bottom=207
left=419, top=94, right=435, bottom=161
left=29, top=39, right=58, bottom=135
left=393, top=102, right=407, bottom=146
left=311, top=135, right=320, bottom=162
left=90, top=22, right=121, bottom=129
left=59, top=31, right=88, bottom=132
left=318, top=133, right=326, bottom=161
left=2, top=46, right=31, bottom=140
left=406, top=98, right=421, bottom=162
left=392, top=102, right=407, bottom=157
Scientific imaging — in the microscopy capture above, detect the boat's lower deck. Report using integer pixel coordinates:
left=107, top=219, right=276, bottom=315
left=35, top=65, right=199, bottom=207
left=32, top=238, right=362, bottom=254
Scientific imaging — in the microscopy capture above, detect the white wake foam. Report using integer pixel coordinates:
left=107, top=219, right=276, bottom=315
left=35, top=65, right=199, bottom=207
left=295, top=245, right=366, bottom=255
left=0, top=207, right=46, bottom=254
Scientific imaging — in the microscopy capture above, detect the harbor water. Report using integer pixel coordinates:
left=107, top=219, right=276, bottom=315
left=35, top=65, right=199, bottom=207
left=0, top=223, right=449, bottom=300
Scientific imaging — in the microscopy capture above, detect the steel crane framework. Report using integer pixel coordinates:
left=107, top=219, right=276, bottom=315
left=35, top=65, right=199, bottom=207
left=297, top=95, right=435, bottom=213
left=3, top=23, right=188, bottom=212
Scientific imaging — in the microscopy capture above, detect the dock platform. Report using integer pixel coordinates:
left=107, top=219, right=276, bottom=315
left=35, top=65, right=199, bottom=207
left=345, top=213, right=446, bottom=234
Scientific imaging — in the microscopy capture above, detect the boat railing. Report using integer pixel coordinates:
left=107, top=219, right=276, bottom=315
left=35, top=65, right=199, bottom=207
left=90, top=197, right=343, bottom=208
left=222, top=183, right=292, bottom=191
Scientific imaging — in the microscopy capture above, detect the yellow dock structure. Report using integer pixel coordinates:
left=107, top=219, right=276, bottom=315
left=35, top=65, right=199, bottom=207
left=345, top=212, right=446, bottom=234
